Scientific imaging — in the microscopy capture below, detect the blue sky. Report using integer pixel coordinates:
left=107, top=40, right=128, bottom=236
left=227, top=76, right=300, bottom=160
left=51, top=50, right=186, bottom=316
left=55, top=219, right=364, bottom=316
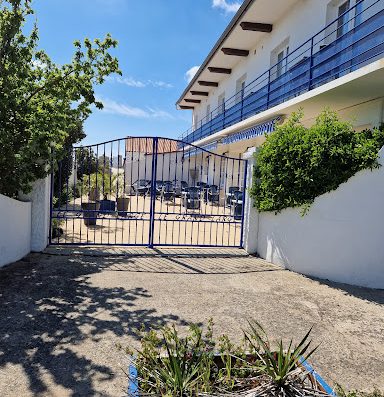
left=31, top=0, right=243, bottom=145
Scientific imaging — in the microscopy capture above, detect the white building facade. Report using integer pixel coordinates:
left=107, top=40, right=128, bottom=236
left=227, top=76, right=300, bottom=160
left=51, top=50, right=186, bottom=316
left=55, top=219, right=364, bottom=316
left=176, top=0, right=384, bottom=158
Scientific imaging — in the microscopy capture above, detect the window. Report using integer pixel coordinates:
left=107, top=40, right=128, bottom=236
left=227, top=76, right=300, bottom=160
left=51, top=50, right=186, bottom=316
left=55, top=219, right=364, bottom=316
left=276, top=50, right=285, bottom=78
left=192, top=112, right=198, bottom=130
left=206, top=104, right=211, bottom=121
left=270, top=39, right=289, bottom=80
left=325, top=0, right=354, bottom=45
left=218, top=93, right=225, bottom=114
left=235, top=74, right=247, bottom=103
left=337, top=1, right=350, bottom=38
left=354, top=0, right=363, bottom=27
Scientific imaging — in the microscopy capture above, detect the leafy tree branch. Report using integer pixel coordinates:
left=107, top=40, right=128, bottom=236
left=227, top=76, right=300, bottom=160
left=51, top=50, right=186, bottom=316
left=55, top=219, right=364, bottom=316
left=0, top=0, right=121, bottom=198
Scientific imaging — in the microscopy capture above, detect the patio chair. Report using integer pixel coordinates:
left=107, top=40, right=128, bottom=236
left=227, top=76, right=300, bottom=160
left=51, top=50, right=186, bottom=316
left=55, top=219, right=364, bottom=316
left=182, top=187, right=201, bottom=211
left=207, top=185, right=220, bottom=204
left=231, top=190, right=243, bottom=220
left=161, top=182, right=175, bottom=202
left=226, top=186, right=239, bottom=206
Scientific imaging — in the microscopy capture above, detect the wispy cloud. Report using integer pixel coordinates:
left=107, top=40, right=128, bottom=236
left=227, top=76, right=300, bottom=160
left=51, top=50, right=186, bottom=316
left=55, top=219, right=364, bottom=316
left=107, top=76, right=173, bottom=89
left=212, top=0, right=241, bottom=13
left=185, top=66, right=200, bottom=83
left=98, top=97, right=174, bottom=120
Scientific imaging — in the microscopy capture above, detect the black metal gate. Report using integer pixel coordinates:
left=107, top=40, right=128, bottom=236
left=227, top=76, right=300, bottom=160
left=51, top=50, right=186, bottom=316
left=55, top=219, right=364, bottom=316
left=50, top=137, right=247, bottom=247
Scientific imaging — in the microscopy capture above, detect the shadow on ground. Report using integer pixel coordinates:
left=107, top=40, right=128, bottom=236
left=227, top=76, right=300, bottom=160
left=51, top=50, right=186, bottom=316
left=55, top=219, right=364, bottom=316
left=0, top=253, right=190, bottom=396
left=43, top=248, right=282, bottom=275
left=307, top=276, right=384, bottom=305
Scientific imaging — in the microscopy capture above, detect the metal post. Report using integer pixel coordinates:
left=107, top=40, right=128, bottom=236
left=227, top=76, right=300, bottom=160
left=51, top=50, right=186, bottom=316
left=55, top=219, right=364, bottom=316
left=240, top=94, right=244, bottom=121
left=239, top=159, right=248, bottom=248
left=308, top=37, right=314, bottom=90
left=148, top=137, right=159, bottom=248
left=266, top=70, right=271, bottom=109
left=48, top=152, right=55, bottom=245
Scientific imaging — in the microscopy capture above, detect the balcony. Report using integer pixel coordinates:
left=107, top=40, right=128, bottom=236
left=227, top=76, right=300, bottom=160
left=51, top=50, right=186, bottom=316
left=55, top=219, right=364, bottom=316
left=179, top=0, right=384, bottom=146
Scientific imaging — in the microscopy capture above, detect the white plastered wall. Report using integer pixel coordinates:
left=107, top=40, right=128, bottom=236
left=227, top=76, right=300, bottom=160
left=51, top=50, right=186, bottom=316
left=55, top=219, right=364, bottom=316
left=19, top=175, right=51, bottom=252
left=0, top=194, right=31, bottom=267
left=244, top=147, right=384, bottom=289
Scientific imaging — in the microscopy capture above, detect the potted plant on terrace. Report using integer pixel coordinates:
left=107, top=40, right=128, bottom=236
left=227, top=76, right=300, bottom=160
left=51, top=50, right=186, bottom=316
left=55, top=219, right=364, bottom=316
left=81, top=173, right=103, bottom=226
left=98, top=172, right=117, bottom=214
left=115, top=174, right=130, bottom=216
left=126, top=320, right=334, bottom=397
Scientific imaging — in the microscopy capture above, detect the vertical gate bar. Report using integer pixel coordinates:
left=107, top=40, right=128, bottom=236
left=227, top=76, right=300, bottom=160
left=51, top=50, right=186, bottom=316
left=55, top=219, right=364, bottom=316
left=239, top=159, right=248, bottom=248
left=191, top=148, right=198, bottom=246
left=58, top=160, right=62, bottom=244
left=210, top=155, right=217, bottom=246
left=127, top=138, right=132, bottom=244
left=101, top=144, right=106, bottom=245
left=148, top=137, right=158, bottom=248
left=57, top=154, right=62, bottom=210
left=172, top=140, right=178, bottom=245
left=135, top=139, right=140, bottom=245
left=178, top=144, right=185, bottom=245
left=57, top=158, right=62, bottom=244
left=65, top=148, right=70, bottom=245
left=61, top=153, right=69, bottom=242
left=222, top=157, right=229, bottom=247
left=233, top=157, right=242, bottom=246
left=79, top=148, right=84, bottom=244
left=71, top=149, right=75, bottom=244
left=204, top=154, right=210, bottom=244
left=184, top=153, right=191, bottom=245
left=158, top=145, right=165, bottom=245
left=94, top=145, right=99, bottom=245
left=142, top=138, right=148, bottom=244
left=217, top=154, right=224, bottom=247
left=108, top=142, right=113, bottom=245
left=86, top=147, right=91, bottom=244
left=228, top=157, right=235, bottom=247
left=116, top=140, right=120, bottom=244
left=166, top=140, right=172, bottom=245
left=197, top=147, right=204, bottom=245
left=213, top=155, right=219, bottom=246
left=49, top=150, right=55, bottom=245
left=65, top=147, right=70, bottom=213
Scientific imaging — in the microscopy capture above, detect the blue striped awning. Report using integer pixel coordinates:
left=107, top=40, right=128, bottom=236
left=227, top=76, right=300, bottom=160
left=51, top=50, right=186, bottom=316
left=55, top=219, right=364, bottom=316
left=183, top=141, right=218, bottom=158
left=221, top=116, right=281, bottom=145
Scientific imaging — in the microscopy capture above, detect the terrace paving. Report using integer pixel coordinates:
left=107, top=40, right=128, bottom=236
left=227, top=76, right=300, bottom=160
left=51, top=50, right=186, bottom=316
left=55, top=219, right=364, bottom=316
left=0, top=247, right=383, bottom=396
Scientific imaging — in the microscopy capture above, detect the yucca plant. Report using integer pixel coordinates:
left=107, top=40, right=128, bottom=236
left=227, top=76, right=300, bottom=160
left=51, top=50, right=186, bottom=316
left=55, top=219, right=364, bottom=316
left=129, top=322, right=216, bottom=396
left=127, top=320, right=329, bottom=397
left=244, top=320, right=319, bottom=388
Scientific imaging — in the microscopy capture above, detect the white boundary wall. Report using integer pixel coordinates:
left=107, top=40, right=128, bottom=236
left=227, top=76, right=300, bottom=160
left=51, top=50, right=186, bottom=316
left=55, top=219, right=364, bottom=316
left=0, top=194, right=31, bottom=267
left=0, top=176, right=51, bottom=268
left=19, top=176, right=51, bottom=252
left=244, top=148, right=384, bottom=289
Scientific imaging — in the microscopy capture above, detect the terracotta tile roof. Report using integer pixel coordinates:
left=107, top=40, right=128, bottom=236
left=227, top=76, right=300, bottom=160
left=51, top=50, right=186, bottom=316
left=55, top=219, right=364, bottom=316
left=125, top=137, right=178, bottom=154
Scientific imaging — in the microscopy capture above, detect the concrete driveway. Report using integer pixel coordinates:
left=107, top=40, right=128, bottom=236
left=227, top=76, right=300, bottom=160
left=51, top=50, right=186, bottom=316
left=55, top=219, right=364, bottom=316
left=0, top=247, right=383, bottom=396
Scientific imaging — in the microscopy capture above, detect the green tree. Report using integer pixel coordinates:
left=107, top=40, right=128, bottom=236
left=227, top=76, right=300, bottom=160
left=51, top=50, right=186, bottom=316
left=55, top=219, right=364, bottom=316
left=0, top=0, right=121, bottom=198
left=250, top=109, right=384, bottom=214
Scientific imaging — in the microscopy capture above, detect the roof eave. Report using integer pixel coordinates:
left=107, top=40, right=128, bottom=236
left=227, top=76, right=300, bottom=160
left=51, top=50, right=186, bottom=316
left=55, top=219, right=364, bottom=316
left=176, top=0, right=255, bottom=108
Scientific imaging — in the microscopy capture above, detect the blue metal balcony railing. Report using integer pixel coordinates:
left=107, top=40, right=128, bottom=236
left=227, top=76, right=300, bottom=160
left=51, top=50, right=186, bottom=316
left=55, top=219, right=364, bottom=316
left=178, top=0, right=384, bottom=146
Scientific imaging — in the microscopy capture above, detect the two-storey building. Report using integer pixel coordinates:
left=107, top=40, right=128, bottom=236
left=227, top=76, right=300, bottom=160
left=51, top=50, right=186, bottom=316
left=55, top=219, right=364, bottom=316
left=176, top=0, right=384, bottom=168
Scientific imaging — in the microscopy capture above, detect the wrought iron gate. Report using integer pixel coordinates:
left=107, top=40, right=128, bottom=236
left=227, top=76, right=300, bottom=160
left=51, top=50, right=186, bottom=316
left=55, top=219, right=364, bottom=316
left=50, top=137, right=247, bottom=247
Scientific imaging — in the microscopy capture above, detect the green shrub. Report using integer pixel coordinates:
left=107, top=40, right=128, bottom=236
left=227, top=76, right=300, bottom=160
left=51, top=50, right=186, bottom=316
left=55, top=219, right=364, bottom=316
left=249, top=109, right=384, bottom=214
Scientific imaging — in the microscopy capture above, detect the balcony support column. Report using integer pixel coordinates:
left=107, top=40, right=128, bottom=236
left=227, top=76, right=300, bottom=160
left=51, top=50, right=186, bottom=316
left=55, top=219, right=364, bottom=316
left=266, top=70, right=271, bottom=109
left=308, top=37, right=314, bottom=91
